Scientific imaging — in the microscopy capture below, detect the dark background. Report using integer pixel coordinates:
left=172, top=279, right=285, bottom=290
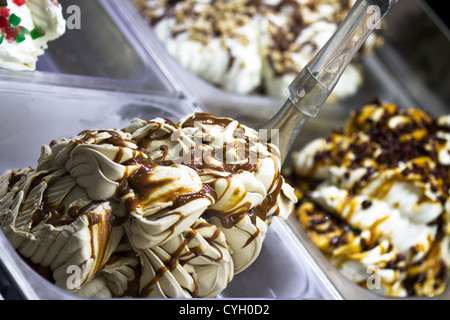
left=423, top=0, right=449, bottom=29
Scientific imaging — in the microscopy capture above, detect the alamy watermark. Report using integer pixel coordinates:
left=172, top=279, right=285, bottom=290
left=366, top=265, right=382, bottom=290
left=66, top=265, right=82, bottom=290
left=66, top=5, right=81, bottom=30
left=367, top=5, right=383, bottom=30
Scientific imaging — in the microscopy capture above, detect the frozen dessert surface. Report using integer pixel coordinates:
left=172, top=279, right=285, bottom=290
left=0, top=112, right=296, bottom=298
left=135, top=0, right=381, bottom=100
left=0, top=0, right=66, bottom=71
left=291, top=102, right=450, bottom=297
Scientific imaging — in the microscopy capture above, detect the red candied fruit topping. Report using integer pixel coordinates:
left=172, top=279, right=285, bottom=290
left=0, top=15, right=9, bottom=28
left=0, top=7, right=10, bottom=16
left=0, top=0, right=44, bottom=43
left=5, top=25, right=18, bottom=40
left=13, top=0, right=26, bottom=6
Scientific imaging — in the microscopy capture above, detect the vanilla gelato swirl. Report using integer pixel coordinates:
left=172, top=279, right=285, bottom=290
left=0, top=0, right=66, bottom=71
left=292, top=102, right=450, bottom=297
left=0, top=112, right=296, bottom=298
left=135, top=0, right=381, bottom=99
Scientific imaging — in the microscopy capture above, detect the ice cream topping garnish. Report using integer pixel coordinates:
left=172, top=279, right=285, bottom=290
left=0, top=113, right=297, bottom=298
left=1, top=1, right=44, bottom=43
left=0, top=0, right=66, bottom=71
left=290, top=102, right=450, bottom=297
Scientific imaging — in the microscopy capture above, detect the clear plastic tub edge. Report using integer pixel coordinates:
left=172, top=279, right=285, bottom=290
left=0, top=0, right=342, bottom=300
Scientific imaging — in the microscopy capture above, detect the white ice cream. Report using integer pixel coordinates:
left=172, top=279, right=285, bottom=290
left=155, top=11, right=263, bottom=94
left=153, top=0, right=264, bottom=94
left=137, top=0, right=379, bottom=99
left=0, top=0, right=66, bottom=71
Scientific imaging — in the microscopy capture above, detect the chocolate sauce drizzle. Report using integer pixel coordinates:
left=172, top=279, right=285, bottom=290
left=7, top=113, right=284, bottom=297
left=293, top=102, right=450, bottom=297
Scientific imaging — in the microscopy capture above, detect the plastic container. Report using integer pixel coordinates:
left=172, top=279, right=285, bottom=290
left=103, top=0, right=286, bottom=114
left=0, top=81, right=342, bottom=300
left=0, top=83, right=340, bottom=299
left=101, top=0, right=450, bottom=300
left=282, top=0, right=450, bottom=300
left=0, top=0, right=200, bottom=109
left=108, top=0, right=449, bottom=124
left=0, top=0, right=342, bottom=300
left=0, top=0, right=449, bottom=301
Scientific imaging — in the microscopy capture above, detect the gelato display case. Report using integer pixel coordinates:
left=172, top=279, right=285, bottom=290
left=0, top=0, right=449, bottom=300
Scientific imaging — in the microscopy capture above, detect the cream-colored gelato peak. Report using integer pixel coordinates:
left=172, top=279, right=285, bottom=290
left=0, top=112, right=296, bottom=298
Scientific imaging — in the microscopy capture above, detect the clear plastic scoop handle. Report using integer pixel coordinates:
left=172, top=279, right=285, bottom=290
left=261, top=0, right=398, bottom=163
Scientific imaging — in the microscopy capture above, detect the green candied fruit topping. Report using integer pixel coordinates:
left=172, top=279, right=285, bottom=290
left=16, top=32, right=25, bottom=43
left=0, top=0, right=7, bottom=7
left=19, top=26, right=29, bottom=34
left=8, top=13, right=21, bottom=26
left=30, top=26, right=45, bottom=39
left=0, top=33, right=5, bottom=44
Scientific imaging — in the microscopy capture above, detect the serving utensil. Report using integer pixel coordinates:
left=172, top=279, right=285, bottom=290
left=260, top=0, right=398, bottom=163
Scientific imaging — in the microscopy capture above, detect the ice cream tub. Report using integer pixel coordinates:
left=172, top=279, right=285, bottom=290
left=0, top=0, right=449, bottom=301
left=0, top=79, right=344, bottom=300
left=105, top=0, right=449, bottom=123
left=101, top=0, right=363, bottom=113
left=0, top=0, right=340, bottom=301
left=0, top=0, right=197, bottom=99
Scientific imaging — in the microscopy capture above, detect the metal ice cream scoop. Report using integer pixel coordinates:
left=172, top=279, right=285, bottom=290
left=260, top=0, right=398, bottom=163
